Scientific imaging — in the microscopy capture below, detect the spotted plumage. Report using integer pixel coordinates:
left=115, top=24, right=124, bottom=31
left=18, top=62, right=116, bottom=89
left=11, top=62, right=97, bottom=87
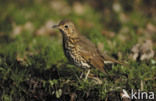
left=53, top=19, right=124, bottom=79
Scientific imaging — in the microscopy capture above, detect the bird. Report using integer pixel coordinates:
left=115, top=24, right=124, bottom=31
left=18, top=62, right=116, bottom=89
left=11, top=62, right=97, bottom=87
left=53, top=19, right=125, bottom=80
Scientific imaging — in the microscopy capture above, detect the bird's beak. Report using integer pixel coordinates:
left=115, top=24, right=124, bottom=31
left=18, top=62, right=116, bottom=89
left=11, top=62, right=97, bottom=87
left=52, top=25, right=59, bottom=29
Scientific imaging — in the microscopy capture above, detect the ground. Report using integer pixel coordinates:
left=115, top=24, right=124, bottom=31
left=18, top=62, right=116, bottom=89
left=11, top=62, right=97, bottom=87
left=0, top=0, right=156, bottom=101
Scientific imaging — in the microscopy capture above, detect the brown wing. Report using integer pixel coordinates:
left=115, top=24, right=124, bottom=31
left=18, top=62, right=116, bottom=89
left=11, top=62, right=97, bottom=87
left=78, top=35, right=106, bottom=73
left=77, top=35, right=126, bottom=72
left=79, top=35, right=125, bottom=64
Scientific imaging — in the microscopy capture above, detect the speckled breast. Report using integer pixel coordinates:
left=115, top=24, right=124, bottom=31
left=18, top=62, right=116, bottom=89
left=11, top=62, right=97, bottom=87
left=63, top=38, right=90, bottom=69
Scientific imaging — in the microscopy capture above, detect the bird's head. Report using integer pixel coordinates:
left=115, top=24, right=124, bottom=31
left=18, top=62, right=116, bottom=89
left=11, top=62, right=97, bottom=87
left=53, top=19, right=78, bottom=38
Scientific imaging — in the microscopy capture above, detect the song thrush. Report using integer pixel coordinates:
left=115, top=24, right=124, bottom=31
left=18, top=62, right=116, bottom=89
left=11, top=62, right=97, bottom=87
left=53, top=19, right=124, bottom=80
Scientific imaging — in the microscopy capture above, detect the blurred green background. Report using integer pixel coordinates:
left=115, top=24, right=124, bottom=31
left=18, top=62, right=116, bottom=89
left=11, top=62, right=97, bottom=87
left=0, top=0, right=156, bottom=101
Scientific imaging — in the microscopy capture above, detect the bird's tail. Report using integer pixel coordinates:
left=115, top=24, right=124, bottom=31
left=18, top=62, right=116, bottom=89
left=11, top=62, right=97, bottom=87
left=102, top=53, right=128, bottom=66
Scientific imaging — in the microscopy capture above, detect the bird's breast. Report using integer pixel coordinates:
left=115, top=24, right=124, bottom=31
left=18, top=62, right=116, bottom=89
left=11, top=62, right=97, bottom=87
left=63, top=39, right=79, bottom=61
left=63, top=39, right=90, bottom=69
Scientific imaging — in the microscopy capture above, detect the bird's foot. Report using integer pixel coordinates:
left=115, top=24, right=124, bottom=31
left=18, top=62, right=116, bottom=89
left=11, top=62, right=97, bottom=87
left=80, top=72, right=84, bottom=79
left=84, top=69, right=90, bottom=81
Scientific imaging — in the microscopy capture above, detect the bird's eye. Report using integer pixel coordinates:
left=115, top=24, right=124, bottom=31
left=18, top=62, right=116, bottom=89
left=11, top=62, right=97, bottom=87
left=64, top=25, right=68, bottom=29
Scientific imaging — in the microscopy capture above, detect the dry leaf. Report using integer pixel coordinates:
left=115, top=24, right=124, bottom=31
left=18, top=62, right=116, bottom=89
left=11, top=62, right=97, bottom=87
left=97, top=42, right=104, bottom=52
left=113, top=2, right=122, bottom=13
left=119, top=13, right=129, bottom=23
left=12, top=23, right=23, bottom=36
left=146, top=23, right=156, bottom=33
left=73, top=2, right=85, bottom=15
left=50, top=0, right=71, bottom=15
left=102, top=30, right=115, bottom=38
left=24, top=21, right=34, bottom=32
left=35, top=20, right=56, bottom=36
left=12, top=22, right=34, bottom=36
left=129, top=40, right=154, bottom=61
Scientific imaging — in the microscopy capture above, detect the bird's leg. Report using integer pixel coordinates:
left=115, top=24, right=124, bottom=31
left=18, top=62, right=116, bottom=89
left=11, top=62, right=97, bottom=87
left=80, top=72, right=84, bottom=79
left=85, top=69, right=90, bottom=80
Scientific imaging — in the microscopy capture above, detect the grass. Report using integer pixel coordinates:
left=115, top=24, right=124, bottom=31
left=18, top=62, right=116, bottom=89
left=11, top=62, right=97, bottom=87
left=0, top=0, right=156, bottom=101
